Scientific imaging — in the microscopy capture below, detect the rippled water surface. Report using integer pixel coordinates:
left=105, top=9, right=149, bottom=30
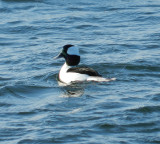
left=0, top=0, right=160, bottom=143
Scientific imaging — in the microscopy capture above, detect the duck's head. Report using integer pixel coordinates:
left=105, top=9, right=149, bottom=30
left=54, top=44, right=80, bottom=66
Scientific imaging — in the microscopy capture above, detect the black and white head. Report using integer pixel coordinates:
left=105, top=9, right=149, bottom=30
left=54, top=44, right=80, bottom=66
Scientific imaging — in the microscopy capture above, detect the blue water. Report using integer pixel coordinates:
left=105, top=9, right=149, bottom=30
left=0, top=0, right=160, bottom=143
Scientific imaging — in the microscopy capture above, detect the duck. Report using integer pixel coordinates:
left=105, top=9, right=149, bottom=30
left=54, top=44, right=116, bottom=84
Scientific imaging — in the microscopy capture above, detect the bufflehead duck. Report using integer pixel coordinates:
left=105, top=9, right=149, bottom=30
left=54, top=44, right=116, bottom=84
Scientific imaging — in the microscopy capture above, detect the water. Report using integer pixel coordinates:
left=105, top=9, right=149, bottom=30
left=0, top=0, right=160, bottom=143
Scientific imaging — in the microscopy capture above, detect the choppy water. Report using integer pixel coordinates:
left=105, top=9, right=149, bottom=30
left=0, top=0, right=160, bottom=143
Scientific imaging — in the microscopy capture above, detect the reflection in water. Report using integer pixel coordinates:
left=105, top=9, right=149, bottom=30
left=58, top=81, right=86, bottom=97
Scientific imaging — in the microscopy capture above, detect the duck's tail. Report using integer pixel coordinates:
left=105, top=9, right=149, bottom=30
left=87, top=77, right=116, bottom=82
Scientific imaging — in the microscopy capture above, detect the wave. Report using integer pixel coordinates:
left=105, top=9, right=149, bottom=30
left=127, top=105, right=160, bottom=113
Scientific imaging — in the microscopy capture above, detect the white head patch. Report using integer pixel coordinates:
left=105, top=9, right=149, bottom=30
left=67, top=46, right=80, bottom=56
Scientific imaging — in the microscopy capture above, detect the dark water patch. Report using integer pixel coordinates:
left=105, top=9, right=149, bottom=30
left=36, top=32, right=53, bottom=36
left=7, top=20, right=23, bottom=25
left=124, top=63, right=160, bottom=72
left=149, top=140, right=160, bottom=144
left=18, top=139, right=37, bottom=144
left=29, top=36, right=38, bottom=40
left=151, top=93, right=160, bottom=101
left=76, top=1, right=94, bottom=6
left=125, top=121, right=157, bottom=128
left=92, top=30, right=106, bottom=36
left=145, top=44, right=160, bottom=49
left=121, top=121, right=160, bottom=136
left=139, top=127, right=160, bottom=133
left=134, top=15, right=160, bottom=24
left=100, top=7, right=122, bottom=12
left=62, top=16, right=85, bottom=24
left=17, top=5, right=35, bottom=10
left=0, top=37, right=20, bottom=47
left=0, top=7, right=13, bottom=13
left=97, top=119, right=160, bottom=136
left=17, top=110, right=39, bottom=116
left=127, top=105, right=160, bottom=114
left=0, top=42, right=17, bottom=46
left=97, top=122, right=126, bottom=134
left=1, top=104, right=50, bottom=118
left=66, top=6, right=86, bottom=12
left=150, top=33, right=160, bottom=41
left=17, top=138, right=75, bottom=144
left=98, top=101, right=128, bottom=110
left=98, top=123, right=117, bottom=129
left=0, top=76, right=13, bottom=81
left=0, top=102, right=13, bottom=107
left=75, top=24, right=99, bottom=30
left=133, top=4, right=160, bottom=8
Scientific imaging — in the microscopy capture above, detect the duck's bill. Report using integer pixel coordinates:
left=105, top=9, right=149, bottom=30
left=54, top=52, right=63, bottom=59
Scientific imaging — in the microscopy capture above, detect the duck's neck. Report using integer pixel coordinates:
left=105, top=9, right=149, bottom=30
left=63, top=62, right=71, bottom=69
left=60, top=62, right=70, bottom=73
left=61, top=62, right=77, bottom=72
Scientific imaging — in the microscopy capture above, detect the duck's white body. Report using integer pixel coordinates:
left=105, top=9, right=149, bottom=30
left=59, top=62, right=116, bottom=84
left=59, top=63, right=88, bottom=84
